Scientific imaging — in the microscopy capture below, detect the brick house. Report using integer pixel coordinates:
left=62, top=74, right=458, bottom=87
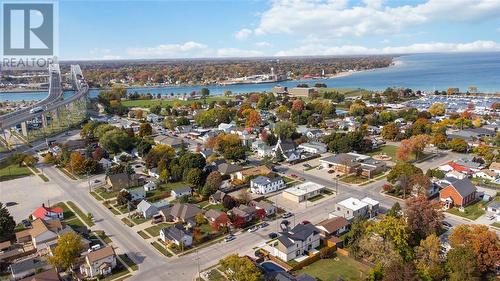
left=439, top=178, right=477, bottom=209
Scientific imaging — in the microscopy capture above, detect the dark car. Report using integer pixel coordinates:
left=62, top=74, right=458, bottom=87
left=22, top=219, right=32, bottom=228
left=5, top=202, right=17, bottom=207
left=302, top=220, right=311, bottom=225
left=268, top=232, right=278, bottom=239
left=282, top=212, right=293, bottom=218
left=260, top=222, right=269, bottom=228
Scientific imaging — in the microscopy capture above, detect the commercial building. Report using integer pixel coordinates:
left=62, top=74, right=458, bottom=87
left=282, top=182, right=325, bottom=203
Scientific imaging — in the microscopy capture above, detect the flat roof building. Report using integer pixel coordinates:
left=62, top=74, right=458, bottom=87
left=282, top=182, right=325, bottom=203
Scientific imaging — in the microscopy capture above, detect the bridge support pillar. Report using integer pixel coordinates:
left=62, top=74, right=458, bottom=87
left=41, top=114, right=48, bottom=128
left=21, top=122, right=28, bottom=137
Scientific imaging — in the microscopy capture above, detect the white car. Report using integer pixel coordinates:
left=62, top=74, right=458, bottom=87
left=247, top=226, right=258, bottom=233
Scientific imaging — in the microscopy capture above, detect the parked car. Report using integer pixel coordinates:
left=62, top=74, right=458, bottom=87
left=303, top=164, right=311, bottom=168
left=247, top=226, right=259, bottom=233
left=302, top=220, right=311, bottom=225
left=291, top=174, right=298, bottom=178
left=282, top=212, right=293, bottom=218
left=328, top=170, right=335, bottom=174
left=487, top=215, right=495, bottom=220
left=5, top=202, right=17, bottom=207
left=260, top=222, right=269, bottom=228
left=224, top=235, right=236, bottom=242
left=268, top=232, right=278, bottom=239
left=22, top=219, right=32, bottom=228
left=442, top=221, right=452, bottom=230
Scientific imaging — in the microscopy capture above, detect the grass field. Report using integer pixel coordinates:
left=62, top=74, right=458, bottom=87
left=137, top=230, right=150, bottom=239
left=118, top=254, right=139, bottom=271
left=0, top=163, right=32, bottom=181
left=144, top=222, right=172, bottom=237
left=67, top=201, right=95, bottom=226
left=340, top=175, right=370, bottom=184
left=366, top=145, right=398, bottom=160
left=298, top=255, right=370, bottom=281
left=151, top=241, right=173, bottom=257
left=447, top=201, right=486, bottom=220
left=122, top=96, right=233, bottom=108
left=317, top=87, right=373, bottom=97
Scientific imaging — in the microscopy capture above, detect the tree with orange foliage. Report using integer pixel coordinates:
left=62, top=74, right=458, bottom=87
left=291, top=99, right=305, bottom=112
left=244, top=109, right=261, bottom=128
left=448, top=224, right=500, bottom=273
left=67, top=152, right=86, bottom=175
left=397, top=139, right=413, bottom=162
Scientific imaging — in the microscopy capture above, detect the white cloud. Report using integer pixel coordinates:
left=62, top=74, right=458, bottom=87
left=88, top=48, right=122, bottom=60
left=254, top=0, right=500, bottom=38
left=235, top=28, right=252, bottom=40
left=275, top=40, right=500, bottom=56
left=126, top=41, right=209, bottom=58
left=255, top=41, right=272, bottom=48
left=217, top=48, right=263, bottom=57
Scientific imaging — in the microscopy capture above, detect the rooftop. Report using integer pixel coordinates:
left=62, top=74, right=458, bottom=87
left=284, top=182, right=325, bottom=196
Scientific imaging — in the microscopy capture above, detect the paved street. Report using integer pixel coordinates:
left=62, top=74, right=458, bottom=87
left=2, top=147, right=497, bottom=281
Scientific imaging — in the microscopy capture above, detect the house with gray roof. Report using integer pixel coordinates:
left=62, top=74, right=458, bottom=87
left=439, top=178, right=477, bottom=209
left=169, top=203, right=203, bottom=223
left=250, top=176, right=285, bottom=194
left=160, top=224, right=193, bottom=247
left=10, top=257, right=48, bottom=280
left=137, top=199, right=170, bottom=219
left=217, top=163, right=243, bottom=176
left=265, top=223, right=320, bottom=262
left=170, top=187, right=192, bottom=198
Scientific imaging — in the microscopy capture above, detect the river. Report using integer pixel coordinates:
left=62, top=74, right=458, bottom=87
left=1, top=52, right=499, bottom=102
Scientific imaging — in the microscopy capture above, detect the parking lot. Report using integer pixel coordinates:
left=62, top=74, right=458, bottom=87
left=286, top=153, right=344, bottom=180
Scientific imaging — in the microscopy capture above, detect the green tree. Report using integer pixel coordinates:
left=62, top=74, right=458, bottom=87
left=387, top=162, right=423, bottom=183
left=367, top=215, right=411, bottom=260
left=446, top=246, right=480, bottom=281
left=219, top=254, right=262, bottom=281
left=428, top=102, right=445, bottom=116
left=381, top=122, right=399, bottom=140
left=448, top=138, right=468, bottom=153
left=0, top=203, right=15, bottom=242
left=100, top=129, right=133, bottom=153
left=47, top=232, right=84, bottom=271
left=186, top=168, right=203, bottom=187
left=274, top=121, right=296, bottom=139
left=414, top=234, right=446, bottom=280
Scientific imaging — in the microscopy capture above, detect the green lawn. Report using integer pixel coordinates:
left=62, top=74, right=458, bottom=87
left=144, top=222, right=172, bottom=237
left=447, top=201, right=486, bottom=220
left=137, top=230, right=150, bottom=239
left=96, top=187, right=118, bottom=199
left=207, top=269, right=227, bottom=281
left=340, top=175, right=369, bottom=184
left=0, top=163, right=32, bottom=181
left=131, top=216, right=148, bottom=225
left=66, top=218, right=85, bottom=229
left=147, top=182, right=191, bottom=200
left=200, top=223, right=213, bottom=235
left=67, top=201, right=95, bottom=226
left=121, top=217, right=135, bottom=227
left=308, top=194, right=325, bottom=202
left=204, top=204, right=227, bottom=212
left=38, top=174, right=49, bottom=182
left=366, top=145, right=398, bottom=160
left=100, top=266, right=130, bottom=281
left=151, top=241, right=173, bottom=257
left=298, top=255, right=370, bottom=281
left=492, top=222, right=500, bottom=228
left=122, top=96, right=233, bottom=108
left=317, top=87, right=373, bottom=97
left=95, top=230, right=113, bottom=244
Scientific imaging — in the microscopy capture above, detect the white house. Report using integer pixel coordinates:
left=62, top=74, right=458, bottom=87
left=306, top=129, right=324, bottom=140
left=250, top=176, right=285, bottom=194
left=79, top=246, right=117, bottom=278
left=99, top=158, right=113, bottom=170
left=144, top=181, right=157, bottom=192
left=446, top=170, right=467, bottom=180
left=148, top=168, right=160, bottom=179
left=265, top=223, right=320, bottom=262
left=171, top=187, right=192, bottom=198
left=298, top=142, right=327, bottom=154
left=146, top=113, right=162, bottom=123
left=218, top=122, right=236, bottom=133
left=473, top=169, right=497, bottom=181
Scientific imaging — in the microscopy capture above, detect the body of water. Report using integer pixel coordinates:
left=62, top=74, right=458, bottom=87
left=1, top=52, right=499, bottom=102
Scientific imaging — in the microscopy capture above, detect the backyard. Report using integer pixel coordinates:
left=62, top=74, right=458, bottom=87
left=298, top=254, right=371, bottom=281
left=366, top=145, right=398, bottom=160
left=121, top=96, right=233, bottom=108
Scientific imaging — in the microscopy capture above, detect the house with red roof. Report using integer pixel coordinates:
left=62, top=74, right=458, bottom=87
left=32, top=204, right=63, bottom=220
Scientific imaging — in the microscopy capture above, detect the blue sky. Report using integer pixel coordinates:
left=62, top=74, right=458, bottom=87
left=54, top=0, right=500, bottom=60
